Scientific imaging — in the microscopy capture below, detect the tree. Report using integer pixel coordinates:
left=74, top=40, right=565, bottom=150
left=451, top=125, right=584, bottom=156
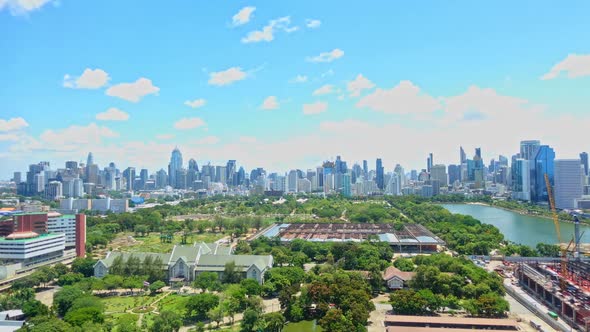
left=240, top=308, right=263, bottom=332
left=319, top=309, right=355, bottom=332
left=134, top=224, right=149, bottom=237
left=223, top=261, right=241, bottom=284
left=264, top=312, right=286, bottom=332
left=57, top=273, right=84, bottom=286
left=536, top=243, right=560, bottom=257
left=207, top=306, right=224, bottom=328
left=185, top=293, right=219, bottom=320
left=64, top=307, right=104, bottom=327
left=22, top=300, right=49, bottom=318
left=390, top=289, right=427, bottom=315
left=123, top=276, right=144, bottom=295
left=394, top=258, right=415, bottom=272
left=22, top=317, right=73, bottom=332
left=240, top=278, right=262, bottom=296
left=149, top=280, right=166, bottom=294
left=53, top=286, right=85, bottom=317
left=71, top=257, right=96, bottom=277
left=193, top=272, right=222, bottom=292
left=150, top=310, right=182, bottom=332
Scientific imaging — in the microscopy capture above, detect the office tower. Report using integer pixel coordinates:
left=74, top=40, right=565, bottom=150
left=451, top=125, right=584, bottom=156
left=46, top=181, right=63, bottom=200
left=376, top=158, right=384, bottom=190
left=316, top=166, right=324, bottom=189
left=175, top=169, right=187, bottom=189
left=12, top=172, right=21, bottom=184
left=363, top=160, right=368, bottom=178
left=237, top=167, right=246, bottom=186
left=73, top=178, right=84, bottom=197
left=520, top=140, right=541, bottom=160
left=427, top=153, right=433, bottom=173
left=65, top=161, right=78, bottom=170
left=498, top=155, right=509, bottom=166
left=448, top=165, right=461, bottom=185
left=226, top=160, right=237, bottom=186
left=410, top=170, right=418, bottom=181
left=86, top=152, right=94, bottom=166
left=430, top=164, right=448, bottom=186
left=473, top=148, right=484, bottom=188
left=287, top=170, right=298, bottom=192
left=215, top=166, right=227, bottom=184
left=188, top=159, right=199, bottom=172
left=33, top=173, right=45, bottom=193
left=511, top=159, right=531, bottom=201
left=123, top=167, right=136, bottom=191
left=168, top=147, right=183, bottom=188
left=297, top=178, right=312, bottom=193
left=250, top=168, right=265, bottom=182
left=581, top=152, right=589, bottom=176
left=86, top=164, right=99, bottom=184
left=156, top=169, right=168, bottom=189
left=342, top=173, right=352, bottom=197
left=554, top=159, right=584, bottom=209
left=139, top=169, right=148, bottom=190
left=460, top=146, right=466, bottom=164
left=531, top=145, right=555, bottom=202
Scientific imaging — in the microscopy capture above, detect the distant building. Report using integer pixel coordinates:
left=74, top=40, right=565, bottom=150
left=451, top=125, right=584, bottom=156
left=383, top=266, right=416, bottom=290
left=168, top=147, right=183, bottom=188
left=511, top=159, right=531, bottom=201
left=0, top=233, right=65, bottom=267
left=554, top=159, right=584, bottom=209
left=581, top=152, right=589, bottom=177
left=531, top=145, right=555, bottom=202
left=430, top=164, right=447, bottom=187
left=376, top=158, right=384, bottom=190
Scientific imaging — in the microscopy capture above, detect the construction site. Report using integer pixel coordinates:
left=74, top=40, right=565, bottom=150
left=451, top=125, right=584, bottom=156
left=514, top=174, right=590, bottom=331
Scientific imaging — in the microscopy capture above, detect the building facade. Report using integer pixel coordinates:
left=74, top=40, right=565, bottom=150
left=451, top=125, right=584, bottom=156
left=554, top=159, right=584, bottom=210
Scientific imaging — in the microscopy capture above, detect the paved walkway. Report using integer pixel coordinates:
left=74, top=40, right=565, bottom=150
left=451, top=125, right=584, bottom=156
left=368, top=294, right=392, bottom=332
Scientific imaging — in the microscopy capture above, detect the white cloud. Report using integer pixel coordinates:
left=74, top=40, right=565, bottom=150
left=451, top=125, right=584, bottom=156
left=303, top=101, right=328, bottom=115
left=239, top=136, right=257, bottom=143
left=306, top=19, right=321, bottom=29
left=290, top=75, right=308, bottom=83
left=95, top=108, right=129, bottom=121
left=208, top=67, right=247, bottom=86
left=347, top=74, right=375, bottom=97
left=156, top=134, right=175, bottom=140
left=184, top=98, right=206, bottom=108
left=106, top=78, right=159, bottom=102
left=541, top=54, right=590, bottom=80
left=260, top=96, right=279, bottom=110
left=193, top=136, right=219, bottom=145
left=232, top=6, right=255, bottom=26
left=312, top=84, right=334, bottom=96
left=174, top=117, right=206, bottom=130
left=307, top=49, right=344, bottom=63
left=63, top=68, right=110, bottom=89
left=356, top=80, right=440, bottom=115
left=0, top=0, right=52, bottom=15
left=0, top=133, right=19, bottom=142
left=241, top=16, right=298, bottom=43
left=0, top=117, right=28, bottom=132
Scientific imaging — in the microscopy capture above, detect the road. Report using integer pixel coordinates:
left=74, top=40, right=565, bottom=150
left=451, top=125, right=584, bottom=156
left=368, top=294, right=391, bottom=332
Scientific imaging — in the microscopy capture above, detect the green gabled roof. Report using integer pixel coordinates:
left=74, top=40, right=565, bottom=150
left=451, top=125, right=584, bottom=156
left=98, top=251, right=170, bottom=268
left=169, top=244, right=199, bottom=263
left=196, top=254, right=273, bottom=272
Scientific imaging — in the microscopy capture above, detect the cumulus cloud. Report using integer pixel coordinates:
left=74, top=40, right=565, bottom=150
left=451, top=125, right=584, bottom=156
left=307, top=49, right=344, bottom=63
left=174, top=117, right=206, bottom=130
left=241, top=16, right=298, bottom=43
left=239, top=136, right=257, bottom=143
left=184, top=98, right=206, bottom=108
left=0, top=133, right=19, bottom=142
left=356, top=80, right=440, bottom=115
left=303, top=101, right=328, bottom=115
left=260, top=96, right=279, bottom=110
left=0, top=0, right=52, bottom=15
left=156, top=134, right=175, bottom=140
left=95, top=108, right=129, bottom=121
left=0, top=117, right=29, bottom=132
left=208, top=67, right=247, bottom=86
left=290, top=75, right=308, bottom=83
left=541, top=54, right=590, bottom=80
left=232, top=6, right=255, bottom=26
left=63, top=68, right=110, bottom=89
left=312, top=84, right=334, bottom=96
left=106, top=78, right=159, bottom=102
left=347, top=74, right=375, bottom=97
left=306, top=19, right=321, bottom=28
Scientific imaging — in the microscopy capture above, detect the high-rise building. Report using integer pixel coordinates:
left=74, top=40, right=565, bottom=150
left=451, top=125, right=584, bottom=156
left=581, top=152, right=589, bottom=177
left=531, top=145, right=555, bottom=202
left=554, top=159, right=584, bottom=210
left=287, top=170, right=298, bottom=192
left=427, top=153, right=433, bottom=173
left=139, top=169, right=149, bottom=190
left=73, top=178, right=84, bottom=197
left=188, top=159, right=199, bottom=172
left=430, top=164, right=448, bottom=187
left=316, top=166, right=324, bottom=189
left=511, top=159, right=531, bottom=201
left=215, top=166, right=227, bottom=184
left=123, top=167, right=136, bottom=191
left=460, top=146, right=466, bottom=164
left=342, top=173, right=352, bottom=197
left=168, top=147, right=183, bottom=188
left=520, top=140, right=540, bottom=160
left=86, top=152, right=94, bottom=166
left=226, top=160, right=237, bottom=186
left=12, top=172, right=21, bottom=184
left=156, top=169, right=168, bottom=189
left=362, top=160, right=368, bottom=178
left=448, top=165, right=461, bottom=185
left=376, top=158, right=384, bottom=190
left=46, top=181, right=63, bottom=200
left=65, top=161, right=78, bottom=170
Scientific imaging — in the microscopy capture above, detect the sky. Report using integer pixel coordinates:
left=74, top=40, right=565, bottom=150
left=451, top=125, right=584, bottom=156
left=1, top=0, right=590, bottom=179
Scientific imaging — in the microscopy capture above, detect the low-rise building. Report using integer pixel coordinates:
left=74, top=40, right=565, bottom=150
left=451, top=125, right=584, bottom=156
left=94, top=242, right=273, bottom=284
left=383, top=266, right=416, bottom=290
left=0, top=232, right=65, bottom=266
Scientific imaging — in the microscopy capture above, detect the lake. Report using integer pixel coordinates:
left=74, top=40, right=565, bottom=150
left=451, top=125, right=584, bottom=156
left=440, top=204, right=590, bottom=247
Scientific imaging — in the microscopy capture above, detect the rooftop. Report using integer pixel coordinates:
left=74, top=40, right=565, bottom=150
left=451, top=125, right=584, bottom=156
left=0, top=232, right=63, bottom=243
left=385, top=315, right=518, bottom=328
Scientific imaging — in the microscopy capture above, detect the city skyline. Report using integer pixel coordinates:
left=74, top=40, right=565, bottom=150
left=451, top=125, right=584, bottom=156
left=2, top=1, right=590, bottom=178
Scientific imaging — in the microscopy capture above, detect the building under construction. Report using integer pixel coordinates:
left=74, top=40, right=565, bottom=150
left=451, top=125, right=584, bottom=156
left=517, top=259, right=590, bottom=331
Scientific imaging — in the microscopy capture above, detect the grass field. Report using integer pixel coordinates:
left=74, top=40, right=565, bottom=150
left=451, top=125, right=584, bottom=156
left=122, top=233, right=224, bottom=253
left=102, top=295, right=153, bottom=313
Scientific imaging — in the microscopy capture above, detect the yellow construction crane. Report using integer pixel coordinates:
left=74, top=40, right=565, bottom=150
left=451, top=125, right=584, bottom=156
left=545, top=173, right=568, bottom=290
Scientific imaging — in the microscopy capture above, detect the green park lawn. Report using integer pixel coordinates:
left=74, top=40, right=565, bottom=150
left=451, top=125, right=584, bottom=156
left=122, top=233, right=224, bottom=253
left=101, top=295, right=152, bottom=313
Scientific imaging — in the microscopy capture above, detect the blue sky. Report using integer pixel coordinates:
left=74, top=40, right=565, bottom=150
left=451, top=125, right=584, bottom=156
left=1, top=0, right=590, bottom=178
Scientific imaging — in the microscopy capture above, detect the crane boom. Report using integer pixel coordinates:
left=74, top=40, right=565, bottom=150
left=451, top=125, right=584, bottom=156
left=545, top=173, right=568, bottom=290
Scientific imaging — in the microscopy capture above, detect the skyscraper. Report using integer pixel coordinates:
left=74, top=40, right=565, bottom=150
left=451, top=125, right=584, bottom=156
left=531, top=145, right=555, bottom=202
left=554, top=159, right=584, bottom=209
left=287, top=170, right=298, bottom=192
left=86, top=152, right=94, bottom=166
left=581, top=152, right=589, bottom=177
left=140, top=169, right=149, bottom=190
left=460, top=146, right=466, bottom=164
left=156, top=169, right=168, bottom=189
left=520, top=140, right=540, bottom=160
left=430, top=164, right=448, bottom=187
left=376, top=158, right=384, bottom=190
left=188, top=159, right=199, bottom=172
left=123, top=167, right=136, bottom=192
left=427, top=153, right=433, bottom=173
left=448, top=165, right=461, bottom=185
left=511, top=159, right=531, bottom=201
left=362, top=160, right=368, bottom=178
left=168, top=147, right=183, bottom=188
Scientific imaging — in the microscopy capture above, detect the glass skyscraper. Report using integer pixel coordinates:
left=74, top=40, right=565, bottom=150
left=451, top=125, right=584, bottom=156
left=532, top=145, right=555, bottom=202
left=376, top=158, right=384, bottom=190
left=168, top=147, right=183, bottom=188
